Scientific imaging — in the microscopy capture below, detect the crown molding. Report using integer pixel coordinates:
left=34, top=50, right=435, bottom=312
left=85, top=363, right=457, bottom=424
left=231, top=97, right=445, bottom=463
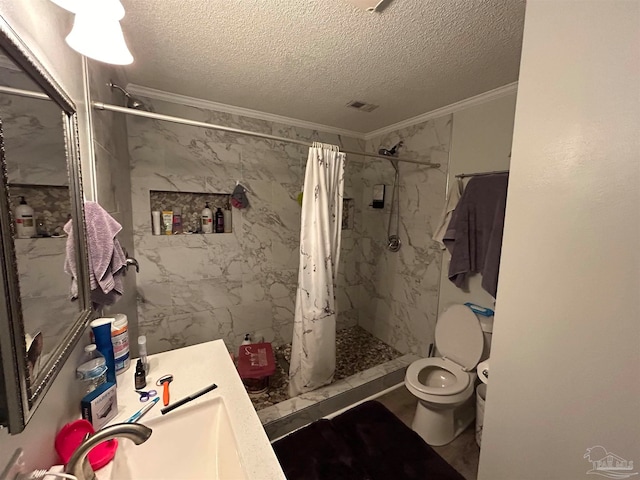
left=362, top=82, right=518, bottom=140
left=126, top=83, right=367, bottom=139
left=126, top=81, right=518, bottom=141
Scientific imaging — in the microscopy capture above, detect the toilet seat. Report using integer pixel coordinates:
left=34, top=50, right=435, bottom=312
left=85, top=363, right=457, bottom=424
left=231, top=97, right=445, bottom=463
left=435, top=305, right=484, bottom=371
left=406, top=357, right=470, bottom=396
left=405, top=304, right=485, bottom=398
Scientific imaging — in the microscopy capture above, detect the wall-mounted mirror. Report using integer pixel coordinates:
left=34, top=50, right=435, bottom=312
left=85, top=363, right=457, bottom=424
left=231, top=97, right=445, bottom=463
left=0, top=18, right=91, bottom=433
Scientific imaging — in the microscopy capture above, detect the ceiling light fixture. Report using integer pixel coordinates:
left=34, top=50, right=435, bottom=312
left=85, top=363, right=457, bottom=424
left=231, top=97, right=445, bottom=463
left=49, top=0, right=81, bottom=12
left=50, top=0, right=125, bottom=18
left=50, top=0, right=133, bottom=65
left=66, top=14, right=133, bottom=65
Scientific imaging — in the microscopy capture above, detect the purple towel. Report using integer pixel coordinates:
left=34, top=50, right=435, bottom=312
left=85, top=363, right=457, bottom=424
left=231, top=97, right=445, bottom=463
left=64, top=201, right=126, bottom=306
left=443, top=174, right=508, bottom=297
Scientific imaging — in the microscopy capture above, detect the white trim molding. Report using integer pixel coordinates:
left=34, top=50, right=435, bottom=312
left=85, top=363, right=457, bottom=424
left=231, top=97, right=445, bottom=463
left=363, top=82, right=519, bottom=140
left=126, top=81, right=518, bottom=140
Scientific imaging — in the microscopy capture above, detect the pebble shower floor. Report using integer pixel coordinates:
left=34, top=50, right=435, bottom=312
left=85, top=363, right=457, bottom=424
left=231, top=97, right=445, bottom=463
left=247, top=326, right=403, bottom=411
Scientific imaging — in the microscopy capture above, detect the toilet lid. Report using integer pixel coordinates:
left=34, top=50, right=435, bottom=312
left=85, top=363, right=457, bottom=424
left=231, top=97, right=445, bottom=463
left=435, top=305, right=484, bottom=371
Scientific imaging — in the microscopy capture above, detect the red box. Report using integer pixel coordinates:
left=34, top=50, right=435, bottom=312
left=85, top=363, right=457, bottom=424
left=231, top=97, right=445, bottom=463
left=237, top=342, right=276, bottom=395
left=237, top=342, right=276, bottom=378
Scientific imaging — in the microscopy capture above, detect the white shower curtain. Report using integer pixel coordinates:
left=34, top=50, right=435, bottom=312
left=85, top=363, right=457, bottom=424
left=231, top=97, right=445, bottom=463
left=289, top=142, right=345, bottom=396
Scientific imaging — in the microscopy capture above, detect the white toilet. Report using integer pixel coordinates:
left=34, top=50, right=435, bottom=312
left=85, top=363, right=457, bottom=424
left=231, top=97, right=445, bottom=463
left=405, top=304, right=493, bottom=446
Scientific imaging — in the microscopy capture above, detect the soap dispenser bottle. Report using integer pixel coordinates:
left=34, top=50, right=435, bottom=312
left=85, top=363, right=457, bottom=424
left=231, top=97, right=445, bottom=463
left=15, top=196, right=35, bottom=238
left=201, top=202, right=213, bottom=234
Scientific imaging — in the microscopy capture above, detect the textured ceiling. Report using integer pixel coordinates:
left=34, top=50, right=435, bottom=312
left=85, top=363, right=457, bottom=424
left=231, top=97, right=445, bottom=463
left=120, top=0, right=525, bottom=133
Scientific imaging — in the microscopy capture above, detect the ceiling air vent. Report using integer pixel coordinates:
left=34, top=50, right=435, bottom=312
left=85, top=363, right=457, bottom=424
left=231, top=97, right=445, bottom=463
left=346, top=100, right=379, bottom=113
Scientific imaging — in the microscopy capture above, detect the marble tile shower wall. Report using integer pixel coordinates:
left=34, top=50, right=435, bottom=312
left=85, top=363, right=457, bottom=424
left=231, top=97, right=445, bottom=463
left=127, top=97, right=365, bottom=355
left=360, top=116, right=451, bottom=357
left=88, top=61, right=139, bottom=346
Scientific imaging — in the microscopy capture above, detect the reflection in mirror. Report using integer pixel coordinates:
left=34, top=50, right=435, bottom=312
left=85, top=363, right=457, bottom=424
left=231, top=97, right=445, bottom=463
left=0, top=17, right=91, bottom=433
left=0, top=52, right=80, bottom=383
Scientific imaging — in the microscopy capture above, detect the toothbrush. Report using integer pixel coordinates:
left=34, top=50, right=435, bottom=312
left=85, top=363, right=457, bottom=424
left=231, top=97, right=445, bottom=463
left=125, top=396, right=159, bottom=423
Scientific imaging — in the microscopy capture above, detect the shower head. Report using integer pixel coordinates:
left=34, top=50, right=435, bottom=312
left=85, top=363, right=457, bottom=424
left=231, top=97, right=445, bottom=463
left=378, top=141, right=404, bottom=157
left=107, top=81, right=147, bottom=110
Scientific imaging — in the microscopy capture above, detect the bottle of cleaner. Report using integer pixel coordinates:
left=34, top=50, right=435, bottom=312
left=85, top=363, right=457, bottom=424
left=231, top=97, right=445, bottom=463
left=201, top=202, right=213, bottom=234
left=15, top=196, right=35, bottom=238
left=215, top=207, right=224, bottom=233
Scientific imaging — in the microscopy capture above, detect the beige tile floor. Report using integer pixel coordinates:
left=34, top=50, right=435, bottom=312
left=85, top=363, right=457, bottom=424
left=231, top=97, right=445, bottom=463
left=377, top=386, right=480, bottom=480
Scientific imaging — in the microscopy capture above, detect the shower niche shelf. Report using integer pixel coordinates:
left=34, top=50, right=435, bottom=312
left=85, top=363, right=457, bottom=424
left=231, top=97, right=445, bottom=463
left=149, top=190, right=231, bottom=235
left=8, top=184, right=71, bottom=238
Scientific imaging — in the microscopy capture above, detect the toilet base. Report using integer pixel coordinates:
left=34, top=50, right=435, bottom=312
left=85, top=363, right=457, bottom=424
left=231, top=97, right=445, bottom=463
left=411, top=394, right=475, bottom=446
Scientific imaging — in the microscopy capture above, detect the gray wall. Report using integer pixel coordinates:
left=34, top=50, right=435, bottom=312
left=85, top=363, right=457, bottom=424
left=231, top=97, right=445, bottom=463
left=478, top=1, right=640, bottom=478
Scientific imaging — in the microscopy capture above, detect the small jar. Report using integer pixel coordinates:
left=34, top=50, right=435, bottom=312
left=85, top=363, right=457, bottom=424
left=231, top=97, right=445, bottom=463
left=76, top=346, right=108, bottom=393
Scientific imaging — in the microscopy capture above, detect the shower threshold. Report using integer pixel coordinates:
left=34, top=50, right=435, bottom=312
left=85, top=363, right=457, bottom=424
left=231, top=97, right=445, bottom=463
left=248, top=326, right=419, bottom=439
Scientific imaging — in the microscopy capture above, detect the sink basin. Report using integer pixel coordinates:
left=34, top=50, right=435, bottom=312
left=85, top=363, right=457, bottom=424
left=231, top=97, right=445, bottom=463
left=109, top=396, right=246, bottom=480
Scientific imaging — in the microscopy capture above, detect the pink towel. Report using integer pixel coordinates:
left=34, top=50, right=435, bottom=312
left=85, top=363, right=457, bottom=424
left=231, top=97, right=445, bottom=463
left=64, top=201, right=127, bottom=306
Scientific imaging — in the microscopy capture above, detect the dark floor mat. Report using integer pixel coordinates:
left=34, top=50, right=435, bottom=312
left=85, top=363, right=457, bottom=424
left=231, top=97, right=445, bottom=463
left=272, top=401, right=465, bottom=480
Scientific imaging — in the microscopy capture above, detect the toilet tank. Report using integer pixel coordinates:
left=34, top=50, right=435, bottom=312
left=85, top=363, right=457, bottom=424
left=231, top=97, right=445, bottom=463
left=479, top=315, right=494, bottom=361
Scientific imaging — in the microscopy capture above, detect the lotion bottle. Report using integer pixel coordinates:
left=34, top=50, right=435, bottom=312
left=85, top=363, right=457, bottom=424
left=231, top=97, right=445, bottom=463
left=201, top=202, right=213, bottom=234
left=15, top=196, right=35, bottom=238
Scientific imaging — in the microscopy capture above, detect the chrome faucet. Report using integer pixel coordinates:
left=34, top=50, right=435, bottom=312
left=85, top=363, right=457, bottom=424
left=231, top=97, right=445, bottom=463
left=66, top=423, right=152, bottom=480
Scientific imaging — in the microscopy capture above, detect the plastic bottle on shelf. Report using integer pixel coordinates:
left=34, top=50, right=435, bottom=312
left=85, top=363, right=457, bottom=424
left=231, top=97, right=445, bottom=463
left=201, top=202, right=213, bottom=234
left=15, top=196, right=36, bottom=238
left=76, top=344, right=107, bottom=393
left=111, top=314, right=130, bottom=375
left=151, top=211, right=161, bottom=235
left=215, top=207, right=224, bottom=233
left=138, top=335, right=149, bottom=375
left=172, top=207, right=183, bottom=234
left=223, top=203, right=232, bottom=233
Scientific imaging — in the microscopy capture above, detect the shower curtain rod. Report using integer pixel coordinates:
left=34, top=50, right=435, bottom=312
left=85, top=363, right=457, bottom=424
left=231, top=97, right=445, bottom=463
left=92, top=101, right=441, bottom=168
left=0, top=84, right=439, bottom=167
left=0, top=85, right=50, bottom=101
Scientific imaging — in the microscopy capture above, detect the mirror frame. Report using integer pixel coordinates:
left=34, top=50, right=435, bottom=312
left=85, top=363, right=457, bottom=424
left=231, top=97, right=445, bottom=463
left=0, top=17, right=91, bottom=433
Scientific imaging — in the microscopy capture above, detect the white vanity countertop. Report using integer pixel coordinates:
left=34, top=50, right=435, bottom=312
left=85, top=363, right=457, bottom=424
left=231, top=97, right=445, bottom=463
left=99, top=339, right=286, bottom=480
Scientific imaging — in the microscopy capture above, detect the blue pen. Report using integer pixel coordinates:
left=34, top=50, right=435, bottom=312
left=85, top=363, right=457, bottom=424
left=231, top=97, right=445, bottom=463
left=125, top=396, right=159, bottom=423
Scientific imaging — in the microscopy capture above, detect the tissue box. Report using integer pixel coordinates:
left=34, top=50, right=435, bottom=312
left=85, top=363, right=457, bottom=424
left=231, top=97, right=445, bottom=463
left=81, top=382, right=117, bottom=430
